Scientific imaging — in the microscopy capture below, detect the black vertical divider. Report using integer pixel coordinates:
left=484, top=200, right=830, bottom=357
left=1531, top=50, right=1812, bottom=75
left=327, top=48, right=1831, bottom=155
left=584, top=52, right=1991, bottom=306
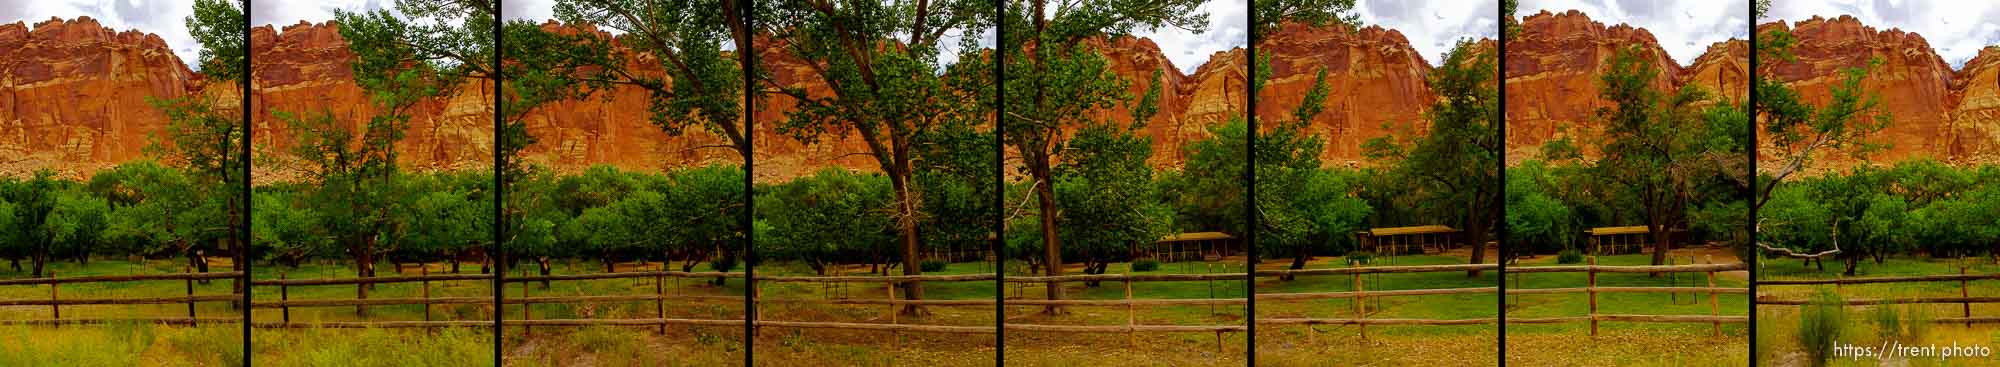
left=1496, top=1, right=1509, bottom=365
left=1244, top=1, right=1258, bottom=365
left=240, top=0, right=254, bottom=363
left=492, top=1, right=505, bottom=365
left=741, top=0, right=757, bottom=364
left=993, top=0, right=1008, bottom=365
left=1745, top=0, right=1760, bottom=364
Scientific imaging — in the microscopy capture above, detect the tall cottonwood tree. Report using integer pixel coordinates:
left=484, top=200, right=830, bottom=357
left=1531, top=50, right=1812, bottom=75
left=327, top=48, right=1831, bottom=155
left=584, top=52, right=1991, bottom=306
left=1586, top=46, right=1734, bottom=270
left=757, top=0, right=988, bottom=314
left=998, top=0, right=1205, bottom=313
left=310, top=0, right=494, bottom=278
left=1362, top=39, right=1501, bottom=276
left=141, top=0, right=246, bottom=294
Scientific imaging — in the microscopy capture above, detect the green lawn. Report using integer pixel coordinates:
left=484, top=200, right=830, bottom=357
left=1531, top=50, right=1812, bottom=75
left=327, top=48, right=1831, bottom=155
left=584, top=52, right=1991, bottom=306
left=1505, top=251, right=1749, bottom=366
left=249, top=259, right=496, bottom=366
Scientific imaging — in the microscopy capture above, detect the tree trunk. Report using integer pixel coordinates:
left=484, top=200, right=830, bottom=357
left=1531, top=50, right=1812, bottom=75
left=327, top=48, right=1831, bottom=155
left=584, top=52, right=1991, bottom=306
left=30, top=251, right=46, bottom=278
left=539, top=257, right=552, bottom=288
left=1647, top=217, right=1671, bottom=277
left=890, top=167, right=925, bottom=316
left=1467, top=200, right=1490, bottom=277
left=1030, top=157, right=1064, bottom=315
left=1844, top=255, right=1859, bottom=276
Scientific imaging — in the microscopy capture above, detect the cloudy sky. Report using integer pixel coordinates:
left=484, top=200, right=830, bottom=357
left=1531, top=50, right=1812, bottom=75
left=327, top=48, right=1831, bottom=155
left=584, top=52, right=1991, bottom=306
left=1761, top=0, right=2000, bottom=68
left=1128, top=0, right=1246, bottom=74
left=0, top=0, right=205, bottom=69
left=251, top=0, right=393, bottom=29
left=1352, top=0, right=1499, bottom=67
left=1520, top=0, right=1750, bottom=66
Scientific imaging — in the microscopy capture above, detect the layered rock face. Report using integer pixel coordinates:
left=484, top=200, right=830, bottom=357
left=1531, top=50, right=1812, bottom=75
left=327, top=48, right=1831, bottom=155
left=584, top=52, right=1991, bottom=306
left=0, top=17, right=212, bottom=178
left=508, top=22, right=738, bottom=176
left=251, top=21, right=492, bottom=183
left=1504, top=10, right=1749, bottom=162
left=1758, top=16, right=2000, bottom=167
left=1254, top=23, right=1436, bottom=166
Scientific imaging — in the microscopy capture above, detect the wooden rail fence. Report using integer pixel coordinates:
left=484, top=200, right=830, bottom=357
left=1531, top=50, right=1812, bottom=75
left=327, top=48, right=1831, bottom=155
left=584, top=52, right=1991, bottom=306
left=0, top=271, right=245, bottom=326
left=1505, top=256, right=1748, bottom=336
left=249, top=268, right=494, bottom=328
left=1249, top=263, right=1500, bottom=341
left=1757, top=266, right=2000, bottom=325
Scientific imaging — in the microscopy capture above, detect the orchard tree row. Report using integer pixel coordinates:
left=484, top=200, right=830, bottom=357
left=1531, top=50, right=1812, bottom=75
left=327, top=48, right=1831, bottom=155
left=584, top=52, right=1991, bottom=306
left=1762, top=162, right=2000, bottom=275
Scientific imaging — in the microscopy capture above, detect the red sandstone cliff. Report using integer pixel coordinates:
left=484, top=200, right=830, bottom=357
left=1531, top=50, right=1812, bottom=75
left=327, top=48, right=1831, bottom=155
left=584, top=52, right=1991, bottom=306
left=251, top=21, right=492, bottom=183
left=1757, top=15, right=2000, bottom=167
left=0, top=17, right=219, bottom=178
left=1504, top=10, right=1749, bottom=162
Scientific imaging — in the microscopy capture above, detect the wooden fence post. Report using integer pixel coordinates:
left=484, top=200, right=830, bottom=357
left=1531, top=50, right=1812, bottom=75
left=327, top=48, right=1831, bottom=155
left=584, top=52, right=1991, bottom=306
left=49, top=270, right=59, bottom=323
left=1706, top=256, right=1719, bottom=337
left=356, top=277, right=368, bottom=317
left=422, top=267, right=432, bottom=322
left=1125, top=273, right=1135, bottom=347
left=1353, top=262, right=1366, bottom=340
left=280, top=272, right=290, bottom=324
left=1964, top=266, right=1973, bottom=328
left=887, top=280, right=899, bottom=349
left=1588, top=256, right=1598, bottom=337
left=522, top=280, right=532, bottom=336
left=183, top=270, right=197, bottom=323
left=656, top=272, right=666, bottom=335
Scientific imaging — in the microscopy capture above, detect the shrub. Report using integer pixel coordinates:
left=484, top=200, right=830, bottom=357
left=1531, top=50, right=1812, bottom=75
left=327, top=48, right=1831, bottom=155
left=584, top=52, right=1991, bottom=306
left=1906, top=304, right=1934, bottom=343
left=1799, top=289, right=1847, bottom=367
left=1868, top=304, right=1900, bottom=342
left=1344, top=251, right=1375, bottom=265
left=1131, top=259, right=1161, bottom=272
left=920, top=259, right=948, bottom=272
left=1557, top=249, right=1584, bottom=264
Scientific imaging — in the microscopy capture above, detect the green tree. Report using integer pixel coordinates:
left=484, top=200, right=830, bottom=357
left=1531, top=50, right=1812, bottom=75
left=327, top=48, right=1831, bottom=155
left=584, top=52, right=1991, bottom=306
left=998, top=0, right=1206, bottom=312
left=46, top=190, right=111, bottom=265
left=142, top=0, right=247, bottom=293
left=758, top=0, right=989, bottom=314
left=1362, top=39, right=1500, bottom=275
left=1582, top=45, right=1728, bottom=271
left=759, top=168, right=895, bottom=275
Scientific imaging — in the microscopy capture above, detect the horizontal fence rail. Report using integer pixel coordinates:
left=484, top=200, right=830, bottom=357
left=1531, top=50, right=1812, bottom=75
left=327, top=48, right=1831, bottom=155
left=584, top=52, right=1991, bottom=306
left=1253, top=263, right=1499, bottom=341
left=1506, top=257, right=1748, bottom=336
left=1757, top=266, right=2000, bottom=325
left=256, top=268, right=492, bottom=328
left=0, top=271, right=245, bottom=327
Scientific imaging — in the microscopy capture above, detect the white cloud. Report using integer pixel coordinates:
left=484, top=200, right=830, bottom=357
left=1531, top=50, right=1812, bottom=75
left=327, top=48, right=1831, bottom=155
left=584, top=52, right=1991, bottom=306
left=0, top=0, right=203, bottom=70
left=251, top=0, right=386, bottom=29
left=500, top=0, right=555, bottom=23
left=1520, top=0, right=1750, bottom=67
left=1131, top=0, right=1246, bottom=75
left=1355, top=0, right=1498, bottom=67
left=1762, top=0, right=2000, bottom=69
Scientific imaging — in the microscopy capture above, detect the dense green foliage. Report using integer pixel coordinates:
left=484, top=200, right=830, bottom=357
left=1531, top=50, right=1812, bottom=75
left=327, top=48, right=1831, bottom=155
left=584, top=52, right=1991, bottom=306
left=1761, top=161, right=2000, bottom=275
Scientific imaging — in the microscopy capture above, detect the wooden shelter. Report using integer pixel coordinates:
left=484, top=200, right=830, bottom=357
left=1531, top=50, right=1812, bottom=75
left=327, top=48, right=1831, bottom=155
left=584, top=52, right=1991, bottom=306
left=1356, top=225, right=1461, bottom=255
left=1584, top=226, right=1684, bottom=255
left=1138, top=232, right=1238, bottom=262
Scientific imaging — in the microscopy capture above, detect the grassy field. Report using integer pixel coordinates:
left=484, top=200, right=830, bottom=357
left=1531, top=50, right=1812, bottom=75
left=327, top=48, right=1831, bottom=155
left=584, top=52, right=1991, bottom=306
left=1506, top=248, right=1750, bottom=366
left=0, top=259, right=242, bottom=366
left=249, top=259, right=496, bottom=366
left=1759, top=256, right=2000, bottom=367
left=1253, top=252, right=1499, bottom=366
